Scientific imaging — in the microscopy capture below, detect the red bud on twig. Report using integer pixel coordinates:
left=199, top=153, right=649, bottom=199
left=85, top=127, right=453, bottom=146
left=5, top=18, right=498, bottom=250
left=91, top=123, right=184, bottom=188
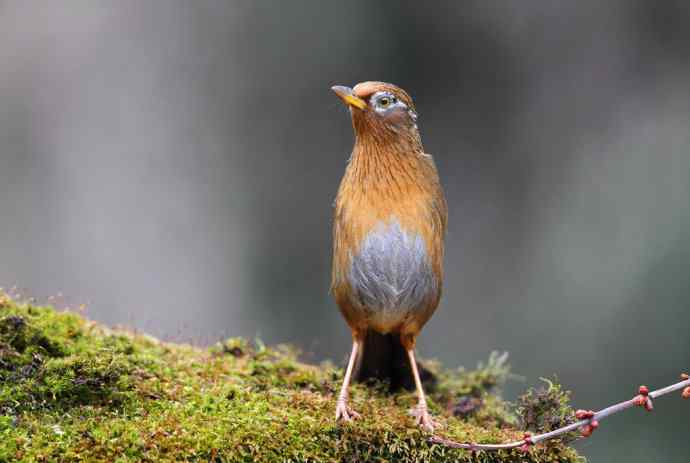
left=575, top=409, right=595, bottom=420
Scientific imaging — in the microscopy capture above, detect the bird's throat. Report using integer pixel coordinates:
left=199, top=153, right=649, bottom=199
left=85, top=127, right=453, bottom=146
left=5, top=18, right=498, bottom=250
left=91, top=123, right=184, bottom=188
left=348, top=137, right=428, bottom=194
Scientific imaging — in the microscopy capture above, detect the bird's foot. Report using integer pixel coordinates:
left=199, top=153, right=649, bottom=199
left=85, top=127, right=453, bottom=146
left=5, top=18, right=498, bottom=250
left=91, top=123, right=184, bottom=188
left=335, top=397, right=361, bottom=423
left=410, top=403, right=438, bottom=432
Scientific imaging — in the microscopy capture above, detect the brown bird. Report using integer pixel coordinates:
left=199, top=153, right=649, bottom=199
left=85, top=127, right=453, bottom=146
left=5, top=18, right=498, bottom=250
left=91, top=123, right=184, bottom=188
left=330, top=81, right=447, bottom=430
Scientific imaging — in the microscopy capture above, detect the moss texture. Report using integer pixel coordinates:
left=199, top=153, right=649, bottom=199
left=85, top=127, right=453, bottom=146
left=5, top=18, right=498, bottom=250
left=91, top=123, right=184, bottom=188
left=0, top=291, right=583, bottom=462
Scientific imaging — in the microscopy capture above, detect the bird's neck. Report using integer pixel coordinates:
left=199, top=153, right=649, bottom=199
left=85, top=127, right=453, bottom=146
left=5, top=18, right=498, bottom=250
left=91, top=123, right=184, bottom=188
left=346, top=132, right=429, bottom=195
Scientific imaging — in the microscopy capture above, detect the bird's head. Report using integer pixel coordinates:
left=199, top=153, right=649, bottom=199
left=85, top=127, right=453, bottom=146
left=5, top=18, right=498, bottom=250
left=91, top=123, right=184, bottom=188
left=331, top=81, right=420, bottom=146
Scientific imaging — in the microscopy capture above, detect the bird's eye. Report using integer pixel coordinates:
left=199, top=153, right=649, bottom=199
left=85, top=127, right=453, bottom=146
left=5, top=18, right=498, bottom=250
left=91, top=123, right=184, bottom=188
left=378, top=96, right=395, bottom=108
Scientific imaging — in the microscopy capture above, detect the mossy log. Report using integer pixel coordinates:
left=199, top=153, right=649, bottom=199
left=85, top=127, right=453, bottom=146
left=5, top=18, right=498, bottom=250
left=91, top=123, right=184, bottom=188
left=0, top=291, right=583, bottom=462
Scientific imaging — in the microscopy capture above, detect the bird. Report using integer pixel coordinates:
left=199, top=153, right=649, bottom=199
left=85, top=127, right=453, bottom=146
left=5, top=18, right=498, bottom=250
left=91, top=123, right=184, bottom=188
left=330, top=81, right=447, bottom=431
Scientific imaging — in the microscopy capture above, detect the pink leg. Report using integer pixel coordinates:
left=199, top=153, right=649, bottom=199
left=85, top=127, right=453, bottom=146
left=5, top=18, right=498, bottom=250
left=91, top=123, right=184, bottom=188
left=407, top=348, right=437, bottom=431
left=335, top=339, right=361, bottom=422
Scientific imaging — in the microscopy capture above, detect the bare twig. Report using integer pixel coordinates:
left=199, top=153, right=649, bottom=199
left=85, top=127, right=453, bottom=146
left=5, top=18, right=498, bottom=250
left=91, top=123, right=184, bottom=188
left=430, top=374, right=690, bottom=452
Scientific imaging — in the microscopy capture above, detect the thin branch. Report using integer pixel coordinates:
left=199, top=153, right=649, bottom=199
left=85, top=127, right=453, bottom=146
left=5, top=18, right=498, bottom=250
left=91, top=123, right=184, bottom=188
left=430, top=374, right=690, bottom=452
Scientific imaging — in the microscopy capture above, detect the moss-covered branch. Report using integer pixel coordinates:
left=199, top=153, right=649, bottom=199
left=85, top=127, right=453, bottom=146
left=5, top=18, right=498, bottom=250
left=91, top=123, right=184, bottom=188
left=0, top=291, right=583, bottom=462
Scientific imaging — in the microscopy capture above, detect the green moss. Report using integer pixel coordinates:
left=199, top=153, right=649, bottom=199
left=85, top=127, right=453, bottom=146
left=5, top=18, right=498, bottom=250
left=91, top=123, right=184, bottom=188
left=517, top=377, right=579, bottom=445
left=0, top=291, right=584, bottom=462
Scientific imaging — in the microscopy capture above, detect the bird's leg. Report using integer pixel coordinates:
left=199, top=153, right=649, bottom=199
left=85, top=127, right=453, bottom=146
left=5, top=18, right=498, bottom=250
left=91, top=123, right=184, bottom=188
left=404, top=336, right=437, bottom=432
left=335, top=338, right=361, bottom=422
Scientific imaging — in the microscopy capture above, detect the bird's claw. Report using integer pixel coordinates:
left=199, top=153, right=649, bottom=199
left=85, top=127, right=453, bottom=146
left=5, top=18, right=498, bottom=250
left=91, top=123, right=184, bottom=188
left=410, top=403, right=438, bottom=432
left=335, top=398, right=361, bottom=423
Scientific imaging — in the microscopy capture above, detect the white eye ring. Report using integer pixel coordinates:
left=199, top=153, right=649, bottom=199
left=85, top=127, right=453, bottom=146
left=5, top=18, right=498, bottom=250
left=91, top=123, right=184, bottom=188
left=372, top=91, right=400, bottom=111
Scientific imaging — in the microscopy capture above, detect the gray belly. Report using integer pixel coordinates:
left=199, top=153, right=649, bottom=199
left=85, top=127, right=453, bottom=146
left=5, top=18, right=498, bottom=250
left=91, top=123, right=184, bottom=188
left=348, top=220, right=437, bottom=331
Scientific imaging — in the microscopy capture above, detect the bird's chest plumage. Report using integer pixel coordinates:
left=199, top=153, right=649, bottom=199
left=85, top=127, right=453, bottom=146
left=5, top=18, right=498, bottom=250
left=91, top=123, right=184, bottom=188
left=332, top=193, right=444, bottom=333
left=348, top=219, right=437, bottom=326
left=331, top=147, right=447, bottom=334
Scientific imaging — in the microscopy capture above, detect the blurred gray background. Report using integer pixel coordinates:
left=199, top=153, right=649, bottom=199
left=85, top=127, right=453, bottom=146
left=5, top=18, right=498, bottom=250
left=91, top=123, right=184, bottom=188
left=1, top=1, right=689, bottom=460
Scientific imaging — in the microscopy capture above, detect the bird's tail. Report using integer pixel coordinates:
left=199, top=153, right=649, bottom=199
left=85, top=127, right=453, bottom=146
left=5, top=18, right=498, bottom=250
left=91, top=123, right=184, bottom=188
left=354, top=330, right=435, bottom=391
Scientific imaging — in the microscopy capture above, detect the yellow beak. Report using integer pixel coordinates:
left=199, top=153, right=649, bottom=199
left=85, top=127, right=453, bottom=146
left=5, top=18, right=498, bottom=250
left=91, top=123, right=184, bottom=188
left=331, top=85, right=367, bottom=110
